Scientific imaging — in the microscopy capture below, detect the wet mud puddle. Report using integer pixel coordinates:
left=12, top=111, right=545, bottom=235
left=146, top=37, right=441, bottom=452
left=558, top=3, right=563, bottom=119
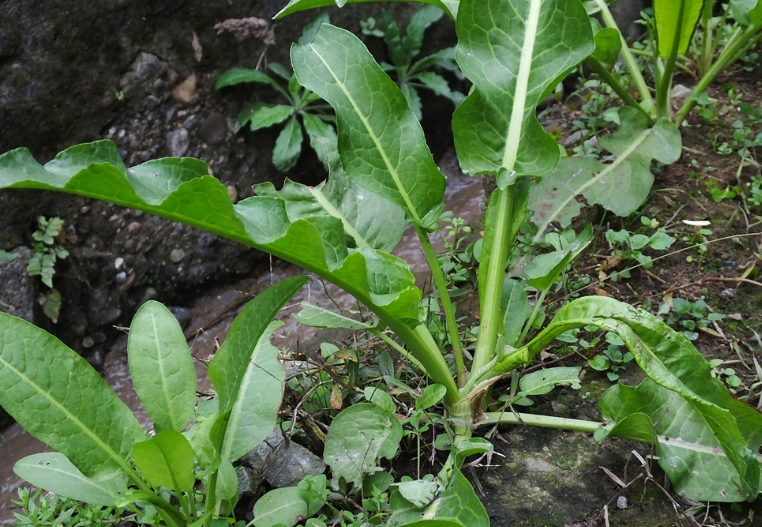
left=0, top=151, right=483, bottom=523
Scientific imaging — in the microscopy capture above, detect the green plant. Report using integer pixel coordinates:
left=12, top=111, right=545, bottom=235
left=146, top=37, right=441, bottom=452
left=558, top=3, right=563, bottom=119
left=0, top=249, right=18, bottom=262
left=360, top=6, right=465, bottom=120
left=603, top=217, right=676, bottom=280
left=657, top=296, right=725, bottom=342
left=706, top=178, right=740, bottom=202
left=216, top=15, right=337, bottom=171
left=748, top=175, right=762, bottom=206
left=587, top=332, right=635, bottom=382
left=0, top=278, right=311, bottom=527
left=709, top=358, right=744, bottom=391
left=12, top=487, right=125, bottom=527
left=2, top=1, right=762, bottom=525
left=25, top=216, right=69, bottom=321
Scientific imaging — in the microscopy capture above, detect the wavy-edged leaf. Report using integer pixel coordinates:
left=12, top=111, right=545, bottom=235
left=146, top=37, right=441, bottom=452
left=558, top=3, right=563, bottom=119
left=324, top=403, right=402, bottom=487
left=132, top=429, right=195, bottom=492
left=529, top=107, right=681, bottom=233
left=273, top=116, right=303, bottom=171
left=403, top=5, right=445, bottom=62
left=0, top=139, right=422, bottom=327
left=128, top=301, right=196, bottom=433
left=0, top=313, right=144, bottom=479
left=221, top=321, right=286, bottom=462
left=452, top=0, right=594, bottom=179
left=597, top=380, right=762, bottom=502
left=523, top=296, right=762, bottom=500
left=292, top=24, right=445, bottom=225
left=14, top=453, right=128, bottom=506
left=654, top=0, right=703, bottom=59
left=276, top=0, right=459, bottom=20
left=248, top=105, right=296, bottom=132
left=414, top=71, right=465, bottom=107
left=293, top=302, right=376, bottom=330
left=209, top=277, right=306, bottom=414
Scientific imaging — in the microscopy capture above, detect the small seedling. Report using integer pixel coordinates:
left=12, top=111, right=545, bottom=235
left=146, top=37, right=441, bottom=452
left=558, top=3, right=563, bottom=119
left=601, top=217, right=675, bottom=281
left=25, top=216, right=69, bottom=322
left=657, top=297, right=725, bottom=342
left=216, top=15, right=337, bottom=171
left=587, top=333, right=634, bottom=382
left=709, top=359, right=743, bottom=392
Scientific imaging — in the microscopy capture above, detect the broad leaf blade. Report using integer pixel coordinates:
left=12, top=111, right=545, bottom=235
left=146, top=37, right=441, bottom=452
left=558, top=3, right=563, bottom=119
left=273, top=116, right=303, bottom=171
left=518, top=367, right=581, bottom=396
left=452, top=0, right=594, bottom=178
left=221, top=322, right=286, bottom=462
left=292, top=24, right=446, bottom=225
left=0, top=312, right=143, bottom=479
left=14, top=453, right=128, bottom=506
left=275, top=0, right=459, bottom=20
left=529, top=107, right=681, bottom=233
left=209, top=276, right=306, bottom=413
left=324, top=403, right=402, bottom=487
left=654, top=0, right=703, bottom=58
left=132, top=429, right=195, bottom=492
left=128, top=301, right=196, bottom=432
left=253, top=486, right=321, bottom=527
left=433, top=468, right=489, bottom=527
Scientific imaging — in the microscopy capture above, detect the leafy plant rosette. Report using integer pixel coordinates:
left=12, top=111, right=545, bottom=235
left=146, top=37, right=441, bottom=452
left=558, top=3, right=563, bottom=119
left=0, top=1, right=761, bottom=526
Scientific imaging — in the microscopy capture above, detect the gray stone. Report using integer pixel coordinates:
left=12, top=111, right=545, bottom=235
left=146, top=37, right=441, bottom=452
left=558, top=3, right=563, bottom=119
left=0, top=246, right=35, bottom=323
left=168, top=306, right=192, bottom=329
left=240, top=428, right=326, bottom=488
left=166, top=128, right=189, bottom=157
left=236, top=466, right=262, bottom=498
left=197, top=111, right=228, bottom=145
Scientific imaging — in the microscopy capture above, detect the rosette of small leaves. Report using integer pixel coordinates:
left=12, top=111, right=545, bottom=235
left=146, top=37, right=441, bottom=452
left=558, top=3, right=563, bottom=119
left=216, top=15, right=337, bottom=172
left=361, top=6, right=465, bottom=120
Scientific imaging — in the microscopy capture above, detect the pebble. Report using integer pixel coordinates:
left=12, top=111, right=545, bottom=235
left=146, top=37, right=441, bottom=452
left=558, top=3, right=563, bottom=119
left=114, top=257, right=124, bottom=270
left=115, top=271, right=127, bottom=283
left=82, top=336, right=95, bottom=348
left=720, top=288, right=735, bottom=298
left=168, top=306, right=192, bottom=329
left=166, top=128, right=190, bottom=157
left=616, top=496, right=627, bottom=510
left=170, top=248, right=185, bottom=262
left=128, top=222, right=141, bottom=235
left=227, top=185, right=238, bottom=203
left=197, top=111, right=228, bottom=145
left=171, top=73, right=197, bottom=104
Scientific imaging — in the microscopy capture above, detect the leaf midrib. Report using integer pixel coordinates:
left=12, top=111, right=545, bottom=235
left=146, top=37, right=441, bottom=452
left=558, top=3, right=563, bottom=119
left=0, top=354, right=133, bottom=475
left=307, top=40, right=423, bottom=224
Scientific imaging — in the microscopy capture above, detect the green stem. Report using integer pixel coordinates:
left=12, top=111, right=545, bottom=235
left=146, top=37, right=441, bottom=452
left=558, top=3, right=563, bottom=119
left=675, top=25, right=757, bottom=126
left=699, top=0, right=714, bottom=76
left=414, top=224, right=466, bottom=387
left=654, top=2, right=685, bottom=120
left=203, top=472, right=218, bottom=527
left=472, top=185, right=514, bottom=376
left=370, top=328, right=427, bottom=373
left=594, top=0, right=653, bottom=108
left=478, top=411, right=602, bottom=433
left=516, top=288, right=549, bottom=347
left=584, top=57, right=653, bottom=124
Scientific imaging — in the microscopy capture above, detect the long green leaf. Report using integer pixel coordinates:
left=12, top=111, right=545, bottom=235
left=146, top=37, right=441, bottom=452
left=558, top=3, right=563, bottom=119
left=275, top=0, right=459, bottom=20
left=0, top=312, right=144, bottom=479
left=132, top=429, right=196, bottom=492
left=506, top=296, right=762, bottom=500
left=128, top=301, right=196, bottom=433
left=452, top=0, right=594, bottom=180
left=293, top=302, right=376, bottom=330
left=292, top=24, right=445, bottom=226
left=221, top=321, right=286, bottom=462
left=208, top=276, right=306, bottom=414
left=14, top=453, right=128, bottom=506
left=654, top=0, right=704, bottom=58
left=528, top=107, right=681, bottom=235
left=597, top=380, right=762, bottom=502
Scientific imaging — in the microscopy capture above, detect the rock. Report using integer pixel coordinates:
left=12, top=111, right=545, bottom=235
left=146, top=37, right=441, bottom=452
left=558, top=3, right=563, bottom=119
left=617, top=496, right=628, bottom=510
left=237, top=466, right=262, bottom=498
left=720, top=288, right=735, bottom=298
left=197, top=111, right=228, bottom=145
left=227, top=185, right=238, bottom=204
left=170, top=248, right=185, bottom=262
left=0, top=246, right=35, bottom=323
left=240, top=428, right=326, bottom=488
left=166, top=128, right=189, bottom=157
left=171, top=74, right=197, bottom=104
left=167, top=306, right=192, bottom=329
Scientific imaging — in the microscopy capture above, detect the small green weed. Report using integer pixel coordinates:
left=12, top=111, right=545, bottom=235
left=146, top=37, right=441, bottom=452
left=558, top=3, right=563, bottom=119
left=12, top=487, right=124, bottom=527
left=25, top=216, right=68, bottom=321
left=587, top=333, right=635, bottom=382
left=603, top=216, right=675, bottom=281
left=216, top=15, right=337, bottom=171
left=657, top=297, right=725, bottom=342
left=709, top=358, right=743, bottom=392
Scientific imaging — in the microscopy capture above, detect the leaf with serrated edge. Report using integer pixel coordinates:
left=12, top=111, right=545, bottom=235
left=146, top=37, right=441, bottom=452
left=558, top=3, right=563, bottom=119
left=292, top=24, right=445, bottom=225
left=324, top=403, right=402, bottom=487
left=14, top=453, right=128, bottom=506
left=453, top=0, right=593, bottom=178
left=221, top=321, right=286, bottom=462
left=276, top=0, right=459, bottom=20
left=529, top=107, right=681, bottom=234
left=0, top=312, right=144, bottom=479
left=128, top=301, right=196, bottom=432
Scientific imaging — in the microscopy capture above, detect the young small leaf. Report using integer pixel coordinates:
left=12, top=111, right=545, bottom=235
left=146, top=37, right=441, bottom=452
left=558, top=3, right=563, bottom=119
left=249, top=105, right=296, bottom=132
left=132, top=430, right=196, bottom=492
left=272, top=116, right=303, bottom=171
left=128, top=300, right=196, bottom=432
